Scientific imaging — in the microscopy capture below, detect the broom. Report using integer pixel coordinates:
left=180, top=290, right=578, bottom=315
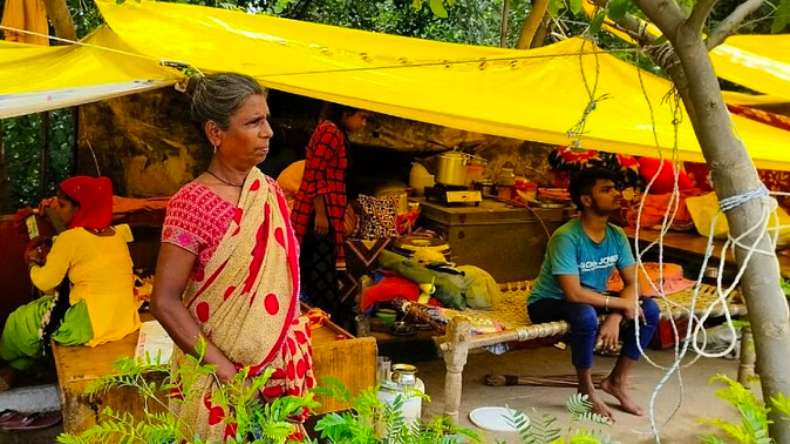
left=485, top=372, right=608, bottom=388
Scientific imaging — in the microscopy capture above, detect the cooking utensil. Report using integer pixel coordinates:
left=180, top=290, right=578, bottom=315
left=391, top=363, right=418, bottom=387
left=436, top=152, right=468, bottom=186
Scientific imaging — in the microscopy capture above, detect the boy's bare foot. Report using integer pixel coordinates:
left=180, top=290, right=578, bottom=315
left=601, top=376, right=645, bottom=416
left=580, top=388, right=614, bottom=422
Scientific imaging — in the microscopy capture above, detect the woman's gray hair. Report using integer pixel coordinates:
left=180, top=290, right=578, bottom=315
left=189, top=73, right=266, bottom=132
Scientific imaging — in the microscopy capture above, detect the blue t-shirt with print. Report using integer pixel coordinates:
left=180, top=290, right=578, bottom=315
left=528, top=218, right=635, bottom=305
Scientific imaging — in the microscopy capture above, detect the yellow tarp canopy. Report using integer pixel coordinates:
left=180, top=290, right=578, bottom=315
left=580, top=1, right=790, bottom=102
left=713, top=34, right=790, bottom=102
left=92, top=0, right=790, bottom=170
left=0, top=0, right=787, bottom=169
left=0, top=27, right=178, bottom=118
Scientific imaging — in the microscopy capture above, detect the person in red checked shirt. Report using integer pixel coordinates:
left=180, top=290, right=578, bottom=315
left=291, top=104, right=369, bottom=328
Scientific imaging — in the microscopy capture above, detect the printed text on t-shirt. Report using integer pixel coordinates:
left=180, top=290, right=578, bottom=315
left=579, top=254, right=619, bottom=273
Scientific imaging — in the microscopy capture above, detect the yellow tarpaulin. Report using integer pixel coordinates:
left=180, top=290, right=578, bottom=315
left=581, top=1, right=790, bottom=102
left=0, top=26, right=178, bottom=117
left=93, top=0, right=790, bottom=170
left=713, top=34, right=790, bottom=102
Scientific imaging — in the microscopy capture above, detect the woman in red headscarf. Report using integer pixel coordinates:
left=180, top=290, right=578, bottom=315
left=0, top=176, right=141, bottom=390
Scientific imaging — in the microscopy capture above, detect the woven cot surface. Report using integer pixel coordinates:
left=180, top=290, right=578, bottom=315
left=440, top=281, right=741, bottom=331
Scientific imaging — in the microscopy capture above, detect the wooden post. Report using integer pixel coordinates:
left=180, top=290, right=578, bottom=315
left=441, top=317, right=472, bottom=422
left=738, top=325, right=756, bottom=388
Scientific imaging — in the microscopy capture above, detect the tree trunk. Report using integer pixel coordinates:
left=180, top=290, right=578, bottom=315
left=530, top=13, right=550, bottom=48
left=500, top=0, right=511, bottom=47
left=605, top=0, right=789, bottom=437
left=516, top=0, right=549, bottom=49
left=670, top=33, right=790, bottom=442
left=0, top=122, right=12, bottom=214
left=40, top=0, right=76, bottom=42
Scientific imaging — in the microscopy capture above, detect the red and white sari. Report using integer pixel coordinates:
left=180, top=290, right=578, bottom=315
left=163, top=168, right=314, bottom=442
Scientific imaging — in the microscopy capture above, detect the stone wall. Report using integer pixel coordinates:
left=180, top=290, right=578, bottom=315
left=78, top=88, right=556, bottom=197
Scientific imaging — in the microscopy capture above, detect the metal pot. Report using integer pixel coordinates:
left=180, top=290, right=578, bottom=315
left=436, top=152, right=468, bottom=186
left=391, top=363, right=418, bottom=387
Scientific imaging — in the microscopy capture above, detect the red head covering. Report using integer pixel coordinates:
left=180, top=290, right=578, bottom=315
left=59, top=176, right=114, bottom=230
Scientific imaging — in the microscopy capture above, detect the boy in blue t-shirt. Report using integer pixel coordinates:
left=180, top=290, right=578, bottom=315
left=528, top=168, right=660, bottom=421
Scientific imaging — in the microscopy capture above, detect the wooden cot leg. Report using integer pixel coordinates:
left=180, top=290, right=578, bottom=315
left=738, top=325, right=756, bottom=388
left=442, top=317, right=473, bottom=423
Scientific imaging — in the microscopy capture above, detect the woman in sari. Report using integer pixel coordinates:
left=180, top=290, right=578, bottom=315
left=0, top=176, right=141, bottom=390
left=151, top=73, right=313, bottom=442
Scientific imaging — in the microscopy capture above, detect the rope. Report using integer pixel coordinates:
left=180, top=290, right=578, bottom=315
left=624, top=48, right=790, bottom=442
left=566, top=37, right=609, bottom=149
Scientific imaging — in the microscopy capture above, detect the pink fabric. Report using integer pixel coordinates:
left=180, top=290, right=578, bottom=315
left=161, top=182, right=235, bottom=281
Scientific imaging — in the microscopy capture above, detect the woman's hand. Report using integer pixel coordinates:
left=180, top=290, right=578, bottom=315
left=215, top=359, right=240, bottom=385
left=24, top=237, right=51, bottom=266
left=314, top=210, right=330, bottom=237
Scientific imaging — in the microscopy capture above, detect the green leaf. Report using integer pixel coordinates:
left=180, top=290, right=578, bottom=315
left=772, top=0, right=790, bottom=33
left=548, top=0, right=566, bottom=17
left=429, top=0, right=448, bottom=18
left=654, top=35, right=668, bottom=45
left=589, top=12, right=606, bottom=35
left=608, top=0, right=629, bottom=20
left=569, top=0, right=583, bottom=14
left=412, top=0, right=422, bottom=10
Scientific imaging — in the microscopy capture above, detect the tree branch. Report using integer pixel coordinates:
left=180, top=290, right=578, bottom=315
left=687, top=0, right=719, bottom=35
left=630, top=0, right=686, bottom=43
left=516, top=0, right=550, bottom=49
left=706, top=0, right=767, bottom=49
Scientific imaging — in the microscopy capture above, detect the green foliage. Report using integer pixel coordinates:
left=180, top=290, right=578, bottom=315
left=771, top=0, right=790, bottom=33
left=499, top=393, right=615, bottom=444
left=1, top=110, right=75, bottom=210
left=57, top=338, right=319, bottom=444
left=313, top=377, right=475, bottom=444
left=698, top=374, right=776, bottom=444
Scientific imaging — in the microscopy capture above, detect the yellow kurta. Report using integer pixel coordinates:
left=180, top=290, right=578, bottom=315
left=30, top=227, right=141, bottom=347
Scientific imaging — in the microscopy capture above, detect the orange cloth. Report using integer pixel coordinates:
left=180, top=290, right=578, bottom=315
left=1, top=0, right=49, bottom=45
left=623, top=190, right=702, bottom=229
left=608, top=262, right=695, bottom=297
left=111, top=195, right=170, bottom=216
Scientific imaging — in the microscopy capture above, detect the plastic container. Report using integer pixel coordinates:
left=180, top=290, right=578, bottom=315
left=409, top=163, right=435, bottom=196
left=465, top=164, right=486, bottom=187
left=378, top=377, right=425, bottom=427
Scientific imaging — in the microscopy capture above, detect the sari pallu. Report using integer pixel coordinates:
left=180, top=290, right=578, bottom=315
left=169, top=169, right=314, bottom=442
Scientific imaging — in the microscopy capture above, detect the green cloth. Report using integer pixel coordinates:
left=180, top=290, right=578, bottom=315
left=457, top=265, right=500, bottom=310
left=378, top=250, right=467, bottom=309
left=0, top=297, right=93, bottom=370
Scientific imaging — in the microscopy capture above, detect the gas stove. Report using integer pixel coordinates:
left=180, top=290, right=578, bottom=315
left=424, top=183, right=482, bottom=206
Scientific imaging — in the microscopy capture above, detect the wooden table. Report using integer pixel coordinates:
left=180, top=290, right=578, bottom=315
left=53, top=311, right=377, bottom=436
left=624, top=227, right=790, bottom=279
